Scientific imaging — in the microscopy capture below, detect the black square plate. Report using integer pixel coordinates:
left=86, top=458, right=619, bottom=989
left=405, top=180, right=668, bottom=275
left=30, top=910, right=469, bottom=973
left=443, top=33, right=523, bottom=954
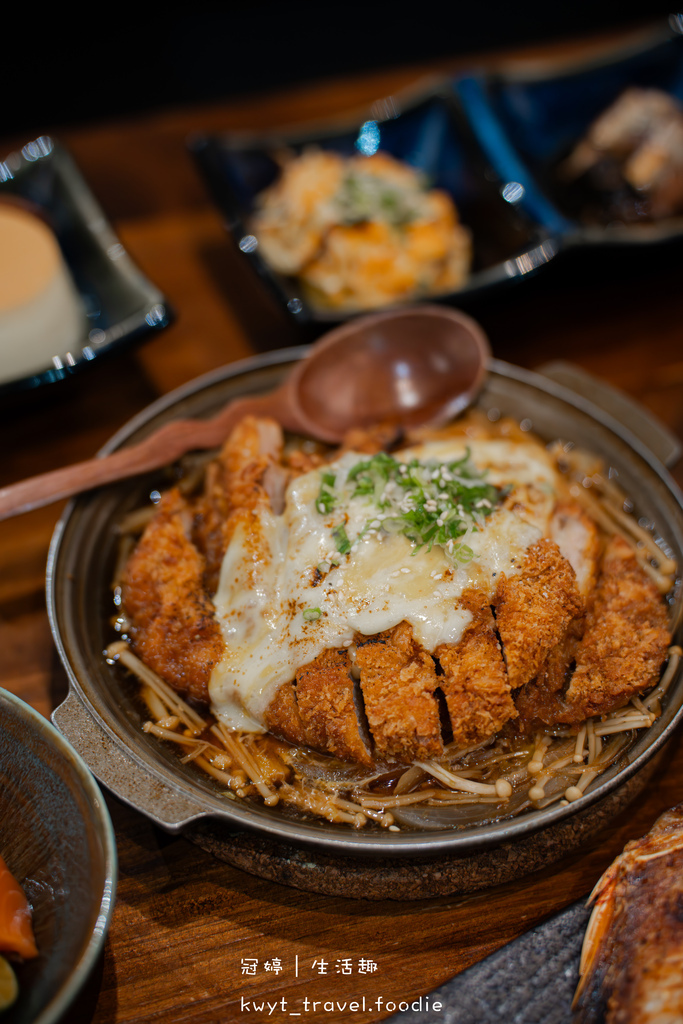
left=0, top=136, right=172, bottom=397
left=191, top=88, right=554, bottom=326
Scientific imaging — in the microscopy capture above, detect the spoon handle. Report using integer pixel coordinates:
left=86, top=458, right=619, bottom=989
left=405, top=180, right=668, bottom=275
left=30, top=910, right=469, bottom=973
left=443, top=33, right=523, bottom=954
left=0, top=393, right=286, bottom=521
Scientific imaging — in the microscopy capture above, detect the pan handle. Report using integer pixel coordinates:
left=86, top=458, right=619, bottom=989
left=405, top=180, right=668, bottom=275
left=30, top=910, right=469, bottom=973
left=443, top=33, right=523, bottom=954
left=536, top=361, right=681, bottom=469
left=52, top=690, right=214, bottom=833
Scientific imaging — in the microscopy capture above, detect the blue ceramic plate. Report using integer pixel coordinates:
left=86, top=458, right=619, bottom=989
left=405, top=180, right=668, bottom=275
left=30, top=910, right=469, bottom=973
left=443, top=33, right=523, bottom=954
left=453, top=23, right=683, bottom=247
left=190, top=89, right=553, bottom=325
left=0, top=137, right=172, bottom=398
left=0, top=688, right=116, bottom=1024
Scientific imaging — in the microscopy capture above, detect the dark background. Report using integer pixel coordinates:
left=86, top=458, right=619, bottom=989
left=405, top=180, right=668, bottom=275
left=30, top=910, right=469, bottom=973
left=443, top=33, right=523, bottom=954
left=8, top=4, right=677, bottom=139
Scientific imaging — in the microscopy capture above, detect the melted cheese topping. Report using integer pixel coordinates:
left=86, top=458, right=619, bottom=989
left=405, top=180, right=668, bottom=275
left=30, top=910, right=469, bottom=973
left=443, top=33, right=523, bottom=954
left=209, top=438, right=558, bottom=730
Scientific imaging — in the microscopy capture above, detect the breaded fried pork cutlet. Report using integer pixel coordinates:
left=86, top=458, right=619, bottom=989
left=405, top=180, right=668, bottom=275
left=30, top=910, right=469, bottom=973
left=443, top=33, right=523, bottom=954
left=119, top=415, right=673, bottom=781
left=121, top=488, right=223, bottom=703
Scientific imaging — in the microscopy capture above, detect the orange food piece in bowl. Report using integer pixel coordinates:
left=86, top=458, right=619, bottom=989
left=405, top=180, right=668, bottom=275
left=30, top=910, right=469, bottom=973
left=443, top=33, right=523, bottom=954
left=0, top=855, right=38, bottom=960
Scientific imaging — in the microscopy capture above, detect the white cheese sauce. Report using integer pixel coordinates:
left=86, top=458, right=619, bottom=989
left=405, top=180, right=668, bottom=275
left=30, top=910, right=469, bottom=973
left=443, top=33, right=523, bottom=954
left=209, top=438, right=558, bottom=730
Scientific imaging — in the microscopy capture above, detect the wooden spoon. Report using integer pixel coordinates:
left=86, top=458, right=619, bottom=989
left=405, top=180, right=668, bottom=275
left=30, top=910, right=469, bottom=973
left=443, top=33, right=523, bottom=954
left=0, top=305, right=489, bottom=521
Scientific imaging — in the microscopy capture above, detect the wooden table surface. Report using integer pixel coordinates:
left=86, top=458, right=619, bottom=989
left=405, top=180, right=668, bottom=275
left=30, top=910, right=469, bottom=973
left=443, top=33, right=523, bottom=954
left=2, top=23, right=683, bottom=1024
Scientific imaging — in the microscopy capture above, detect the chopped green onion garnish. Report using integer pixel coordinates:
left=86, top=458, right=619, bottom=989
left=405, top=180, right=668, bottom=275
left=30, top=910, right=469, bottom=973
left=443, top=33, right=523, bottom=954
left=332, top=523, right=352, bottom=555
left=335, top=171, right=419, bottom=227
left=317, top=449, right=500, bottom=564
left=316, top=471, right=337, bottom=514
left=303, top=608, right=322, bottom=621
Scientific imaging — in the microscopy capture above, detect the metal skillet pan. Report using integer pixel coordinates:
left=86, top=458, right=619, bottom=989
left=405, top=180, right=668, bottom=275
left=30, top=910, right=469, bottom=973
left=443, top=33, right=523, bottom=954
left=47, top=351, right=683, bottom=868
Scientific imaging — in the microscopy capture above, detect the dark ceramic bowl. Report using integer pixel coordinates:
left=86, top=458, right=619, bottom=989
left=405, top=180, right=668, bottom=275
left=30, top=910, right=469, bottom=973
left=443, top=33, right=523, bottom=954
left=46, top=349, right=683, bottom=867
left=0, top=689, right=117, bottom=1024
left=0, top=137, right=172, bottom=398
left=190, top=88, right=552, bottom=326
left=453, top=23, right=683, bottom=248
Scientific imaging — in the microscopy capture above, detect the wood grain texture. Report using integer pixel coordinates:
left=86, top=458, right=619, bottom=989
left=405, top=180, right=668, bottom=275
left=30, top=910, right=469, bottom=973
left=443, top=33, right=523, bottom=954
left=1, top=22, right=682, bottom=1024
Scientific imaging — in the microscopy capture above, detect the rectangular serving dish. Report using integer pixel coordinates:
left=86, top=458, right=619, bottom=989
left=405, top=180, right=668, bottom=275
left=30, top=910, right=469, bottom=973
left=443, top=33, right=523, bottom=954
left=192, top=23, right=683, bottom=329
left=0, top=136, right=172, bottom=397
left=190, top=89, right=553, bottom=326
left=453, top=24, right=683, bottom=246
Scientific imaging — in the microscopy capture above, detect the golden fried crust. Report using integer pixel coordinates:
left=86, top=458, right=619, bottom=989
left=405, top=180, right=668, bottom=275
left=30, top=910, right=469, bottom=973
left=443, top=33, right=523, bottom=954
left=266, top=651, right=373, bottom=765
left=284, top=449, right=326, bottom=476
left=574, top=805, right=683, bottom=1024
left=264, top=680, right=308, bottom=747
left=515, top=536, right=671, bottom=729
left=338, top=422, right=404, bottom=455
left=192, top=459, right=231, bottom=595
left=295, top=648, right=373, bottom=765
left=513, top=628, right=583, bottom=731
left=566, top=535, right=670, bottom=718
left=193, top=416, right=284, bottom=592
left=355, top=621, right=442, bottom=763
left=495, top=538, right=584, bottom=689
left=121, top=489, right=224, bottom=702
left=436, top=590, right=517, bottom=747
